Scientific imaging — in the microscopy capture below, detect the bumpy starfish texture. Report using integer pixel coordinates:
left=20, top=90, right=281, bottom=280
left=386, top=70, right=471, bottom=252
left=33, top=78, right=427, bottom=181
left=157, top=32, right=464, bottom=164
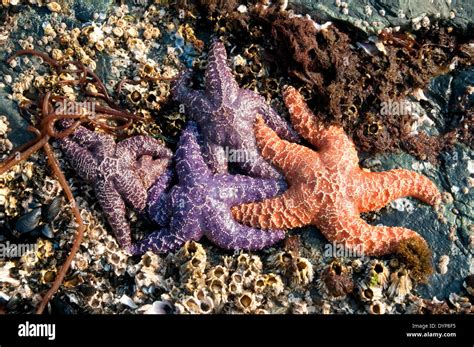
left=232, top=86, right=442, bottom=256
left=172, top=40, right=299, bottom=179
left=58, top=124, right=172, bottom=251
left=130, top=122, right=286, bottom=254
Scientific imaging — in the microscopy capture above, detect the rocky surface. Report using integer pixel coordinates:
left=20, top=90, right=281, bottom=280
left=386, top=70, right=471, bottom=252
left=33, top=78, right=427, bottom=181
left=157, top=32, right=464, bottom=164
left=0, top=2, right=472, bottom=313
left=291, top=0, right=474, bottom=33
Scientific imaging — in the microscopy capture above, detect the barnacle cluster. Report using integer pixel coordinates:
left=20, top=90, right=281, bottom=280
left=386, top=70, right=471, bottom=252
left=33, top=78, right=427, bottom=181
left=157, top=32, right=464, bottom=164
left=268, top=250, right=314, bottom=287
left=168, top=243, right=285, bottom=314
left=0, top=116, right=12, bottom=157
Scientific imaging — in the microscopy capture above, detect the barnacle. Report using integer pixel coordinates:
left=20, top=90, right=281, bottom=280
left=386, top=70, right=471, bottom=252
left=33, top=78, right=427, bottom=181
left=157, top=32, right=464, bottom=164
left=268, top=250, right=296, bottom=277
left=236, top=253, right=262, bottom=272
left=128, top=90, right=142, bottom=104
left=368, top=301, right=387, bottom=315
left=387, top=267, right=413, bottom=300
left=358, top=282, right=383, bottom=303
left=253, top=274, right=267, bottom=293
left=366, top=260, right=390, bottom=288
left=292, top=257, right=314, bottom=286
left=178, top=296, right=202, bottom=314
left=228, top=272, right=244, bottom=295
left=263, top=273, right=284, bottom=296
left=206, top=265, right=229, bottom=282
left=321, top=260, right=354, bottom=297
left=235, top=291, right=259, bottom=313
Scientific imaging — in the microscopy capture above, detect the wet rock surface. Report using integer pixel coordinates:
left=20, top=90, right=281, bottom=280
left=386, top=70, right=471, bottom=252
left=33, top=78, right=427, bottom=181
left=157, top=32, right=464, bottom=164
left=291, top=0, right=474, bottom=33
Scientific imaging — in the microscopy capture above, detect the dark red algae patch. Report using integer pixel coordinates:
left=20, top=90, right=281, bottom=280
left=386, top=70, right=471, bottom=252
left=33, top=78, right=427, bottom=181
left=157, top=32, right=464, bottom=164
left=267, top=13, right=472, bottom=161
left=185, top=4, right=473, bottom=161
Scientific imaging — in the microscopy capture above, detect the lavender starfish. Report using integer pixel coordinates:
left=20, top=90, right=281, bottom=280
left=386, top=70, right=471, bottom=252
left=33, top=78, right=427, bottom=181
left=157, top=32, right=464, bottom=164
left=57, top=125, right=172, bottom=251
left=130, top=122, right=286, bottom=254
left=172, top=40, right=299, bottom=179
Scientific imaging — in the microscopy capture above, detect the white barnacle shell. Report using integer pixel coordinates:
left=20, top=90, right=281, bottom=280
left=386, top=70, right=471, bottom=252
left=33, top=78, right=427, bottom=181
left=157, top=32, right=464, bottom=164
left=0, top=262, right=20, bottom=286
left=228, top=272, right=244, bottom=295
left=46, top=1, right=61, bottom=12
left=368, top=300, right=386, bottom=314
left=387, top=267, right=413, bottom=302
left=437, top=255, right=450, bottom=275
left=359, top=282, right=383, bottom=302
left=366, top=259, right=390, bottom=288
left=264, top=273, right=284, bottom=296
left=292, top=257, right=314, bottom=286
left=235, top=291, right=259, bottom=313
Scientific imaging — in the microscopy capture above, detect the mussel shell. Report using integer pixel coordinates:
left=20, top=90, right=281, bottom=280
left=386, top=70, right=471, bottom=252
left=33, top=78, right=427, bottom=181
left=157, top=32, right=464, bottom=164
left=79, top=285, right=96, bottom=297
left=0, top=225, right=9, bottom=242
left=15, top=208, right=42, bottom=233
left=39, top=224, right=55, bottom=239
left=51, top=296, right=77, bottom=315
left=29, top=201, right=42, bottom=209
left=42, top=196, right=63, bottom=223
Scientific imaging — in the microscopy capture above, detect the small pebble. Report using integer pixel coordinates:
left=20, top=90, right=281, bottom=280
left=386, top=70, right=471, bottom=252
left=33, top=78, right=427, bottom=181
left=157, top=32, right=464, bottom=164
left=437, top=255, right=449, bottom=275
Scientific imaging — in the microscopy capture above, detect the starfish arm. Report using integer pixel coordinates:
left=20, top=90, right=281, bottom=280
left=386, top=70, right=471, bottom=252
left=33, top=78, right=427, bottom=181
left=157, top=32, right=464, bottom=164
left=147, top=169, right=173, bottom=226
left=238, top=147, right=283, bottom=179
left=69, top=125, right=115, bottom=152
left=201, top=141, right=227, bottom=173
left=57, top=137, right=98, bottom=182
left=254, top=116, right=319, bottom=177
left=114, top=171, right=148, bottom=212
left=172, top=70, right=213, bottom=122
left=259, top=101, right=300, bottom=142
left=231, top=189, right=313, bottom=229
left=134, top=155, right=171, bottom=190
left=95, top=179, right=132, bottom=250
left=356, top=169, right=442, bottom=213
left=175, top=122, right=209, bottom=181
left=205, top=40, right=239, bottom=104
left=116, top=135, right=172, bottom=161
left=129, top=227, right=186, bottom=255
left=317, top=205, right=427, bottom=256
left=218, top=174, right=287, bottom=205
left=283, top=86, right=358, bottom=163
left=131, top=213, right=203, bottom=254
left=206, top=208, right=285, bottom=250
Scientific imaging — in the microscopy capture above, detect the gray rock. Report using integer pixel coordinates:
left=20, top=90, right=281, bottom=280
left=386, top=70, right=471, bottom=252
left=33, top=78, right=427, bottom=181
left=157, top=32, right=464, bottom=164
left=290, top=0, right=474, bottom=33
left=71, top=0, right=114, bottom=22
left=374, top=145, right=472, bottom=299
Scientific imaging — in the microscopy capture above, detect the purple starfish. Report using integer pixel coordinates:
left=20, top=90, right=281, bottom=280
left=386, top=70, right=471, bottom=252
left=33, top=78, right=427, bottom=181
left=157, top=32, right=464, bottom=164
left=57, top=125, right=172, bottom=251
left=130, top=122, right=286, bottom=254
left=172, top=40, right=299, bottom=179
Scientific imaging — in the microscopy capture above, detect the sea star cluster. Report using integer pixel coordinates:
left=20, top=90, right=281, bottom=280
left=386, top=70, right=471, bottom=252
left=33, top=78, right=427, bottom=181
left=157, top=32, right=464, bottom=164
left=172, top=40, right=299, bottom=179
left=58, top=123, right=172, bottom=252
left=232, top=86, right=442, bottom=256
left=130, top=122, right=286, bottom=254
left=59, top=41, right=442, bottom=260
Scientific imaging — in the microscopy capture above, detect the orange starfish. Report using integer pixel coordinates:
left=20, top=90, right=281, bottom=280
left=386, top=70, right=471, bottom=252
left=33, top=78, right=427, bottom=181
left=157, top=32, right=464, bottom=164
left=232, top=86, right=442, bottom=256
